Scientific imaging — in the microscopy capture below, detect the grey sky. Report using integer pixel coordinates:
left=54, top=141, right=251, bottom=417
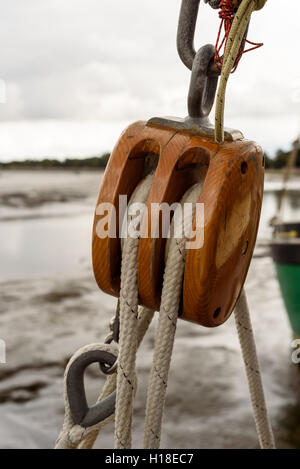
left=0, top=0, right=299, bottom=161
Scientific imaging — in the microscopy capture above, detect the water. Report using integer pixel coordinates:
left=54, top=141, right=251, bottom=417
left=0, top=174, right=300, bottom=282
left=0, top=213, right=93, bottom=281
left=0, top=169, right=101, bottom=281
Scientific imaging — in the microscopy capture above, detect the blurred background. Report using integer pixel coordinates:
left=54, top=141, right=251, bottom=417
left=0, top=0, right=299, bottom=449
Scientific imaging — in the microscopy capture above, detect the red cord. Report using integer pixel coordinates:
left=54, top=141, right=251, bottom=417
left=214, top=0, right=263, bottom=72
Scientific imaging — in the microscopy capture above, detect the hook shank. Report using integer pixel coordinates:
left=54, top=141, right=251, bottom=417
left=177, top=0, right=221, bottom=76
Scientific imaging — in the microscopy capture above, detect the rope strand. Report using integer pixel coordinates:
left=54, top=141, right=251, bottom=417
left=234, top=290, right=276, bottom=449
left=144, top=183, right=203, bottom=448
left=114, top=172, right=155, bottom=449
left=215, top=0, right=267, bottom=142
left=215, top=0, right=263, bottom=72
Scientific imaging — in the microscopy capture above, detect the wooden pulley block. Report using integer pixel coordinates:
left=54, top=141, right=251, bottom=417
left=92, top=118, right=264, bottom=327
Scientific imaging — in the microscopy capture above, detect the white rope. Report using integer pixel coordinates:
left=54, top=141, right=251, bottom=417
left=234, top=290, right=275, bottom=449
left=143, top=182, right=203, bottom=448
left=114, top=172, right=155, bottom=448
left=56, top=172, right=275, bottom=450
left=55, top=342, right=119, bottom=450
left=55, top=173, right=155, bottom=450
left=142, top=180, right=275, bottom=449
left=143, top=284, right=275, bottom=448
left=55, top=306, right=154, bottom=449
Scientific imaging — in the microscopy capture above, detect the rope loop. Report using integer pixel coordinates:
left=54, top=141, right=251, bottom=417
left=55, top=342, right=119, bottom=449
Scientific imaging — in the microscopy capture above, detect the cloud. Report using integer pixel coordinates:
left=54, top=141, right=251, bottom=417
left=0, top=0, right=299, bottom=158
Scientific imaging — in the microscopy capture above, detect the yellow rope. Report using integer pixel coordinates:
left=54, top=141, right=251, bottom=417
left=215, top=0, right=267, bottom=143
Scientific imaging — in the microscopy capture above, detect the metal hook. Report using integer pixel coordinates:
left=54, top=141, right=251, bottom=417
left=66, top=349, right=117, bottom=428
left=177, top=0, right=220, bottom=122
left=177, top=0, right=221, bottom=74
left=148, top=0, right=244, bottom=140
left=177, top=0, right=251, bottom=122
left=177, top=0, right=249, bottom=76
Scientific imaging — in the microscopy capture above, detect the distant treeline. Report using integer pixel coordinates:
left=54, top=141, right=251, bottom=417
left=1, top=147, right=300, bottom=170
left=264, top=147, right=300, bottom=170
left=0, top=153, right=110, bottom=169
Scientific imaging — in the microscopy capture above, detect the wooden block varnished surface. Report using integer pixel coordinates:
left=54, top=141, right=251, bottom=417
left=92, top=121, right=177, bottom=297
left=182, top=141, right=264, bottom=326
left=92, top=121, right=264, bottom=327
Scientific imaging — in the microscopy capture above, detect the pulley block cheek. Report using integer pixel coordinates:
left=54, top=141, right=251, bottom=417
left=183, top=140, right=264, bottom=327
left=92, top=120, right=264, bottom=327
left=92, top=120, right=177, bottom=297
